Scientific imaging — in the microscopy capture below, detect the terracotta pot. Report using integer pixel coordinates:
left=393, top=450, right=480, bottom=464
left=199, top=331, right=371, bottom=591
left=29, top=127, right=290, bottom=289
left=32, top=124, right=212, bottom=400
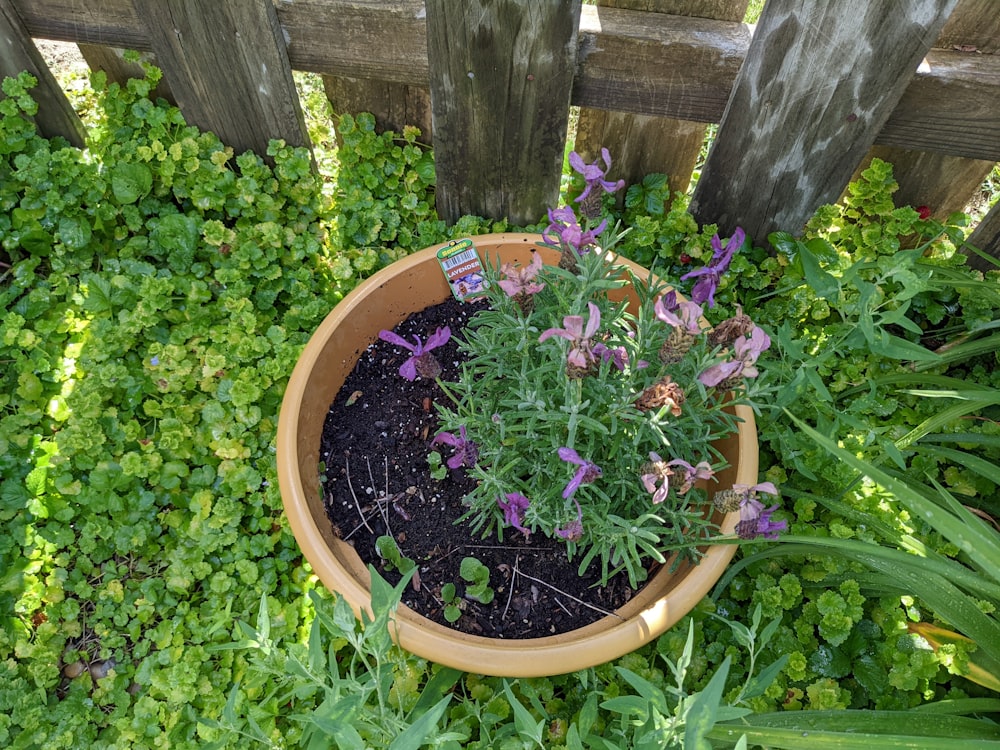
left=277, top=233, right=758, bottom=677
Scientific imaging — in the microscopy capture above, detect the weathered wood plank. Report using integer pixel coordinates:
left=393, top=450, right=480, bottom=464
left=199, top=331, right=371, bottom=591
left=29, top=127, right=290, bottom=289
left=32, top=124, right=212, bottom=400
left=323, top=76, right=432, bottom=143
left=282, top=0, right=429, bottom=85
left=12, top=0, right=147, bottom=49
left=426, top=0, right=582, bottom=225
left=0, top=0, right=85, bottom=146
left=132, top=0, right=310, bottom=158
left=855, top=147, right=995, bottom=221
left=574, top=6, right=750, bottom=124
left=689, top=0, right=960, bottom=242
left=78, top=44, right=175, bottom=104
left=874, top=49, right=1000, bottom=161
left=12, top=1, right=1000, bottom=161
left=574, top=0, right=749, bottom=199
left=936, top=0, right=1000, bottom=53
left=854, top=0, right=998, bottom=224
left=966, top=198, right=1000, bottom=271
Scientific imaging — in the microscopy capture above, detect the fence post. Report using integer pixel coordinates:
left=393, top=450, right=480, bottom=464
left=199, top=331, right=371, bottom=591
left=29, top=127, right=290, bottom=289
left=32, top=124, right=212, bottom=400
left=0, top=0, right=86, bottom=147
left=690, top=0, right=960, bottom=244
left=967, top=200, right=1000, bottom=271
left=573, top=0, right=749, bottom=199
left=853, top=0, right=999, bottom=221
left=426, top=0, right=582, bottom=226
left=132, top=0, right=310, bottom=160
left=78, top=44, right=175, bottom=104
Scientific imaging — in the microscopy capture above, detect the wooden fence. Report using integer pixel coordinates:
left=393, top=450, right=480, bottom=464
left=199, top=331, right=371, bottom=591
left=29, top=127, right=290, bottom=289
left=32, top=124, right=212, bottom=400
left=3, top=0, right=999, bottom=267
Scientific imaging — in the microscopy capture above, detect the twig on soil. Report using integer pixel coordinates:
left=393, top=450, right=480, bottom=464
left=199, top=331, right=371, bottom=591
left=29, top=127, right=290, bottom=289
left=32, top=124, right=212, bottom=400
left=553, top=598, right=573, bottom=617
left=367, top=456, right=391, bottom=535
left=502, top=555, right=519, bottom=622
left=512, top=562, right=624, bottom=621
left=345, top=456, right=375, bottom=536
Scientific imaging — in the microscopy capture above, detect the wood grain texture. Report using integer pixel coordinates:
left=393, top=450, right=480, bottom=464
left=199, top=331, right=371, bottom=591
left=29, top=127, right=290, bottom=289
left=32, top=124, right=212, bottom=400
left=323, top=75, right=432, bottom=144
left=133, top=0, right=309, bottom=158
left=690, top=0, right=960, bottom=242
left=12, top=1, right=998, bottom=159
left=856, top=0, right=998, bottom=224
left=78, top=44, right=175, bottom=104
left=574, top=6, right=750, bottom=124
left=966, top=198, right=1000, bottom=270
left=854, top=146, right=995, bottom=221
left=426, top=0, right=582, bottom=225
left=875, top=49, right=1000, bottom=161
left=936, top=0, right=1000, bottom=53
left=1, top=0, right=85, bottom=146
left=574, top=0, right=749, bottom=198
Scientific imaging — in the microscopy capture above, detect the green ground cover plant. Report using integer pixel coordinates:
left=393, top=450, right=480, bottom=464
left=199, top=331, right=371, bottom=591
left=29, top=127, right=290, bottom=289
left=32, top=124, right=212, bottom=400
left=2, top=62, right=999, bottom=748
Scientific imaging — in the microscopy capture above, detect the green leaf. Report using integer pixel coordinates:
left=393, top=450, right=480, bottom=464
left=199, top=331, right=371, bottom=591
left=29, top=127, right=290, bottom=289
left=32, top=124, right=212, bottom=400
left=111, top=162, right=153, bottom=204
left=504, top=682, right=546, bottom=748
left=683, top=655, right=731, bottom=750
left=58, top=215, right=93, bottom=249
left=388, top=695, right=452, bottom=750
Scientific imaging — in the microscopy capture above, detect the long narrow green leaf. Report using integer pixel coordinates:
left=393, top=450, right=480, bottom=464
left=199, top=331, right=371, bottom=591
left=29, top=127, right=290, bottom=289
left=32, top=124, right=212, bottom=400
left=716, top=709, right=1000, bottom=738
left=921, top=432, right=1000, bottom=450
left=388, top=695, right=452, bottom=750
left=787, top=412, right=1000, bottom=585
left=916, top=445, right=1000, bottom=487
left=708, top=710, right=1000, bottom=748
left=915, top=332, right=1000, bottom=371
left=892, top=399, right=998, bottom=451
left=684, top=656, right=732, bottom=750
left=731, top=537, right=1000, bottom=602
left=910, top=698, right=1000, bottom=714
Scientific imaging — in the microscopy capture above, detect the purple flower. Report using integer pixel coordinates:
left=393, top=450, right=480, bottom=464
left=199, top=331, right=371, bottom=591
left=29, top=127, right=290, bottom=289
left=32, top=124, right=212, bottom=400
left=680, top=227, right=745, bottom=307
left=698, top=326, right=771, bottom=388
left=378, top=326, right=451, bottom=381
left=497, top=252, right=545, bottom=298
left=149, top=356, right=160, bottom=367
left=655, top=298, right=703, bottom=335
left=640, top=452, right=672, bottom=505
left=569, top=148, right=625, bottom=205
left=497, top=492, right=531, bottom=537
left=557, top=447, right=602, bottom=499
left=556, top=498, right=584, bottom=541
left=539, top=302, right=602, bottom=370
left=667, top=458, right=715, bottom=495
left=431, top=425, right=479, bottom=470
left=732, top=482, right=784, bottom=540
left=593, top=342, right=628, bottom=371
left=542, top=206, right=606, bottom=254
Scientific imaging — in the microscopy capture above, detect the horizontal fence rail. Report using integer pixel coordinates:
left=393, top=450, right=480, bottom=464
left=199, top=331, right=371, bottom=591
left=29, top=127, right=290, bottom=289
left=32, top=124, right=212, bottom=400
left=2, top=0, right=998, bottom=261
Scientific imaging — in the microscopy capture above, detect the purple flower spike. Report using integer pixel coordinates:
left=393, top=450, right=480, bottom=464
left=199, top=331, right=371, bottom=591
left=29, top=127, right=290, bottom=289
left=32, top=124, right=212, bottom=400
left=431, top=425, right=479, bottom=470
left=378, top=326, right=451, bottom=381
left=556, top=498, right=584, bottom=541
left=593, top=343, right=628, bottom=371
left=667, top=458, right=715, bottom=495
left=732, top=482, right=785, bottom=540
left=655, top=298, right=703, bottom=335
left=640, top=452, right=671, bottom=505
left=539, top=302, right=602, bottom=370
left=557, top=447, right=602, bottom=499
left=569, top=148, right=625, bottom=205
left=497, top=492, right=531, bottom=537
left=681, top=227, right=745, bottom=307
left=698, top=325, right=771, bottom=387
left=497, top=252, right=545, bottom=299
left=543, top=206, right=606, bottom=254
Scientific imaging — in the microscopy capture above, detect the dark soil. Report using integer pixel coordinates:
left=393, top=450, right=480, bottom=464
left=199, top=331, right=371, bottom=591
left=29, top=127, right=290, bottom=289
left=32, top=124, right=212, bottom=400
left=319, top=297, right=638, bottom=639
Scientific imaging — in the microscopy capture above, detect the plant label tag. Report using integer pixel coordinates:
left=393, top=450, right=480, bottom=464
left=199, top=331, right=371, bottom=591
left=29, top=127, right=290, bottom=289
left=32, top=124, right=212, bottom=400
left=437, top=238, right=488, bottom=301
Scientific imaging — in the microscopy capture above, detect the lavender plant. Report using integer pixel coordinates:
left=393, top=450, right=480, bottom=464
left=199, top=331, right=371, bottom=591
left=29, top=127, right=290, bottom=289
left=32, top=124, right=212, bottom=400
left=381, top=152, right=782, bottom=587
